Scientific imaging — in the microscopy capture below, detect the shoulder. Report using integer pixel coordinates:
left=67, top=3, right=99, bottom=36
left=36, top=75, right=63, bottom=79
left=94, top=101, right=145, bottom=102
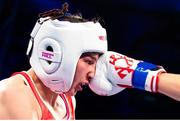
left=0, top=75, right=40, bottom=119
left=0, top=75, right=29, bottom=101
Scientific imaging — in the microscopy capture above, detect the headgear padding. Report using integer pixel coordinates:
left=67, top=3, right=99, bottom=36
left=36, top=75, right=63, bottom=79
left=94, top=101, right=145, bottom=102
left=27, top=18, right=108, bottom=93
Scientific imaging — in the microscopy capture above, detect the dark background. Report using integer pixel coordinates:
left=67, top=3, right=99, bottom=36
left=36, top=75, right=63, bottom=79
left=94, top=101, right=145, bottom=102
left=0, top=0, right=180, bottom=119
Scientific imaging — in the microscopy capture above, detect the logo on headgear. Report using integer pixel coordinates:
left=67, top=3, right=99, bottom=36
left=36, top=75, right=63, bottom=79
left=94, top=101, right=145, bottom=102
left=98, top=36, right=106, bottom=41
left=42, top=51, right=54, bottom=59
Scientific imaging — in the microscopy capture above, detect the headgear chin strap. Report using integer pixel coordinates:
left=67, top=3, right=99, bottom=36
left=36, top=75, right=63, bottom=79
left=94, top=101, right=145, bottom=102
left=26, top=17, right=108, bottom=93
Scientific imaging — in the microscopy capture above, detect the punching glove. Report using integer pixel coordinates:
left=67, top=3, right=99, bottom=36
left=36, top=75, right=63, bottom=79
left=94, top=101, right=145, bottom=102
left=89, top=51, right=166, bottom=96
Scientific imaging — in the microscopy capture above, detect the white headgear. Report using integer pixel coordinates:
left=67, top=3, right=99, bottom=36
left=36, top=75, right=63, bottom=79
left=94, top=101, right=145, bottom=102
left=26, top=17, right=108, bottom=93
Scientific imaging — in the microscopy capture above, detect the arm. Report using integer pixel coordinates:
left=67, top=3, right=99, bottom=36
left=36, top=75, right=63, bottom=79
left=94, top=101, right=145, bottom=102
left=158, top=73, right=180, bottom=101
left=89, top=51, right=180, bottom=102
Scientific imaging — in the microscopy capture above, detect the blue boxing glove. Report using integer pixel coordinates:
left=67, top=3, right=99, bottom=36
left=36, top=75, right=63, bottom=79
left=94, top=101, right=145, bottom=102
left=89, top=51, right=166, bottom=96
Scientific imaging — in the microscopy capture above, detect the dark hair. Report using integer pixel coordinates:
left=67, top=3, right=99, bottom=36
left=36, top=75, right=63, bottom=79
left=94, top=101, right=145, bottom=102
left=38, top=2, right=101, bottom=23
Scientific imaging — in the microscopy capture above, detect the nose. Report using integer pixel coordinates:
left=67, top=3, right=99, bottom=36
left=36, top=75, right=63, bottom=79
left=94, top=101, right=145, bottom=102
left=87, top=66, right=96, bottom=82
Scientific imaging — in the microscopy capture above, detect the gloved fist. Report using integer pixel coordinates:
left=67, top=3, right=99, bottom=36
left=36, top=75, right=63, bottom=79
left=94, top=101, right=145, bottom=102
left=89, top=51, right=166, bottom=96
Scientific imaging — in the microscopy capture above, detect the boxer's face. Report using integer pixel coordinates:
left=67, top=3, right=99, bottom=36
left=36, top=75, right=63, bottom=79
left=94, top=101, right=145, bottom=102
left=65, top=52, right=99, bottom=96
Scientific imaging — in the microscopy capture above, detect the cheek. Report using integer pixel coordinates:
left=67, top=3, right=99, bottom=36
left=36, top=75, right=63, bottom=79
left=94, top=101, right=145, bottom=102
left=73, top=62, right=85, bottom=82
left=74, top=66, right=86, bottom=81
left=76, top=61, right=87, bottom=73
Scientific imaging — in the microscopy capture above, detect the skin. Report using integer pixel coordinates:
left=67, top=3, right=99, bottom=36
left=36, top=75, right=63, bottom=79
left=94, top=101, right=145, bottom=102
left=158, top=73, right=180, bottom=101
left=65, top=52, right=99, bottom=96
left=0, top=52, right=99, bottom=119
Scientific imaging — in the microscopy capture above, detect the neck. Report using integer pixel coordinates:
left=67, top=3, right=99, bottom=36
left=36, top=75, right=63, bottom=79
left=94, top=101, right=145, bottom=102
left=27, top=68, right=58, bottom=107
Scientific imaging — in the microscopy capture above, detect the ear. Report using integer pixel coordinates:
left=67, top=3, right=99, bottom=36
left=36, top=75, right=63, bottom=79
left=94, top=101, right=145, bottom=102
left=38, top=38, right=62, bottom=74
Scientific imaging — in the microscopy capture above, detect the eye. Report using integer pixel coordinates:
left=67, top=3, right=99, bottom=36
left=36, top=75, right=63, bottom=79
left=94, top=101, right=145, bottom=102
left=84, top=58, right=95, bottom=65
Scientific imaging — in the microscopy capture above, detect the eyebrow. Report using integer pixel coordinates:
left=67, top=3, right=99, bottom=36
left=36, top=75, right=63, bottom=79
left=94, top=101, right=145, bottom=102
left=80, top=52, right=99, bottom=61
left=88, top=55, right=98, bottom=61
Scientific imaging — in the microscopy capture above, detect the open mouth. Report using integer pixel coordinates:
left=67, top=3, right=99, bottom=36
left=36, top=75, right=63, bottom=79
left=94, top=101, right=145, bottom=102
left=77, top=83, right=88, bottom=91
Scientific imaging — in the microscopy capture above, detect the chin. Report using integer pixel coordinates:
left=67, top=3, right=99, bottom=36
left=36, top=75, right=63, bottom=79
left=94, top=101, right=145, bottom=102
left=72, top=91, right=77, bottom=96
left=71, top=90, right=77, bottom=96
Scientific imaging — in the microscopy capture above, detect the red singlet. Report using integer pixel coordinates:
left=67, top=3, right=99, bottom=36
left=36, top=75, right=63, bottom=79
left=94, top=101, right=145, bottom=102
left=12, top=71, right=75, bottom=120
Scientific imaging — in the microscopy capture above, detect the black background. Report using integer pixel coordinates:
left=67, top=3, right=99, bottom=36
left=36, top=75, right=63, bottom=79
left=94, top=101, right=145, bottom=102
left=0, top=0, right=180, bottom=119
